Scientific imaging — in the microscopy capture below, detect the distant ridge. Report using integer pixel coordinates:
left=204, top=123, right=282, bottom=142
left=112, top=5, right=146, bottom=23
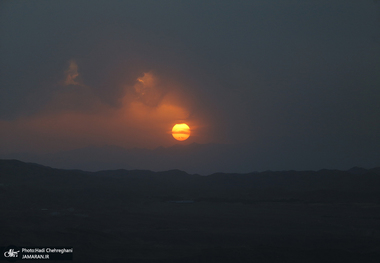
left=1, top=158, right=379, bottom=175
left=1, top=159, right=380, bottom=198
left=2, top=140, right=380, bottom=174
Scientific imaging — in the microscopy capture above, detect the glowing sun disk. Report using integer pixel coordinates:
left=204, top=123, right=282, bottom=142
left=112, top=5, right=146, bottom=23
left=172, top=123, right=190, bottom=141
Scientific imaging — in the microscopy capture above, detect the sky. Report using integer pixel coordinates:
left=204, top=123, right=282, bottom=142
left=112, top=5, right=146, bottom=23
left=1, top=0, right=380, bottom=171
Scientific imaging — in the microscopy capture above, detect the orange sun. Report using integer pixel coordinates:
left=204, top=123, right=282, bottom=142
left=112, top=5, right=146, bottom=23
left=172, top=123, right=190, bottom=141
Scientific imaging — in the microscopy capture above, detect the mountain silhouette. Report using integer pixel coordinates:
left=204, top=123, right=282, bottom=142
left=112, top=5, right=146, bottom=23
left=1, top=159, right=380, bottom=262
left=2, top=137, right=380, bottom=174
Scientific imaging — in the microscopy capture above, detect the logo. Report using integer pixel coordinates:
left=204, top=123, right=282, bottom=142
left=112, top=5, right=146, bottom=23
left=4, top=249, right=19, bottom=258
left=2, top=246, right=21, bottom=262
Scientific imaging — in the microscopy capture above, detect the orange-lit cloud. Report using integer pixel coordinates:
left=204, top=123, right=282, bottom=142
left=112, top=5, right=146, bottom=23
left=0, top=69, right=204, bottom=154
left=64, top=59, right=82, bottom=86
left=133, top=72, right=168, bottom=107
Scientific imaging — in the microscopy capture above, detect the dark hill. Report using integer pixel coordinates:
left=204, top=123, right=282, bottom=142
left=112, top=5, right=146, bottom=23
left=1, top=159, right=380, bottom=262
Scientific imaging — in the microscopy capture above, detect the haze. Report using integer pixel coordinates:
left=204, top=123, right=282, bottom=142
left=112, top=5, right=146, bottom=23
left=1, top=0, right=380, bottom=173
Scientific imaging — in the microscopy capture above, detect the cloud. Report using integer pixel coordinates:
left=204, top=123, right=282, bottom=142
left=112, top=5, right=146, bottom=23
left=133, top=71, right=168, bottom=107
left=64, top=59, right=82, bottom=86
left=0, top=70, right=203, bottom=154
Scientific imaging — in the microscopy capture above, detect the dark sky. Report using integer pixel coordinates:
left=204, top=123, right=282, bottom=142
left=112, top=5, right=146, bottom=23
left=1, top=0, right=380, bottom=171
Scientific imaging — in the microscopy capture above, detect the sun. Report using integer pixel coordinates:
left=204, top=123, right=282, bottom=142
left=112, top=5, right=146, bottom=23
left=172, top=123, right=190, bottom=141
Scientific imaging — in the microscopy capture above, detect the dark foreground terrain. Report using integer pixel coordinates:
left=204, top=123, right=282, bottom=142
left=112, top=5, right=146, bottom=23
left=1, top=160, right=380, bottom=262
